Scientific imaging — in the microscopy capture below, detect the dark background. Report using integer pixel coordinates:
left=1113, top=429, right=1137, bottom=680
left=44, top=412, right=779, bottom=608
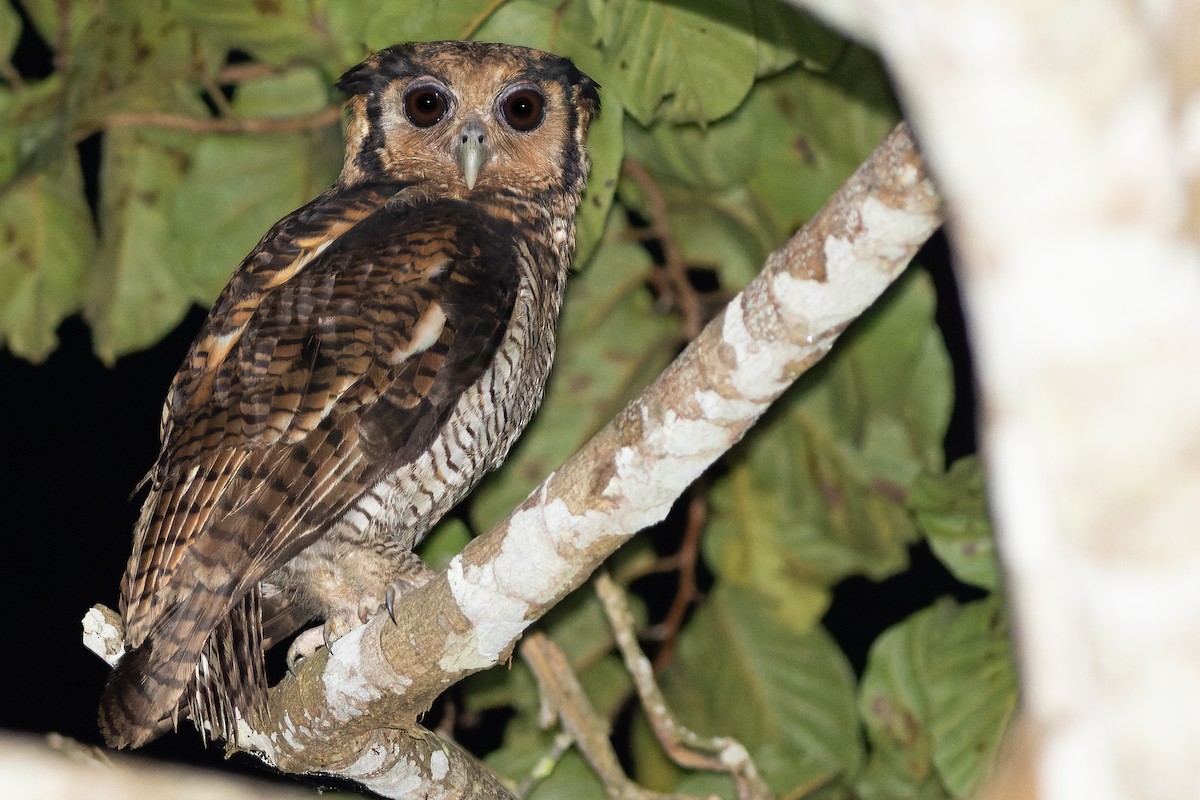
left=0, top=5, right=980, bottom=783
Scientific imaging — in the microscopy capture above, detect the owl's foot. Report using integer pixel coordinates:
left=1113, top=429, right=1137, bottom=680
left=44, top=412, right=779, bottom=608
left=284, top=555, right=435, bottom=672
left=286, top=624, right=330, bottom=674
left=383, top=564, right=436, bottom=624
left=284, top=600, right=377, bottom=674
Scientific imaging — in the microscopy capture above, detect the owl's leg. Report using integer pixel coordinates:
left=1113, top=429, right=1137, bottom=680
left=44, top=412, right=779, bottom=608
left=283, top=544, right=436, bottom=671
left=384, top=550, right=436, bottom=622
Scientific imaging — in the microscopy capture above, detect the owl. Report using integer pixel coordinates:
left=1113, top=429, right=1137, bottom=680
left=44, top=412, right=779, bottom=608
left=97, top=41, right=599, bottom=749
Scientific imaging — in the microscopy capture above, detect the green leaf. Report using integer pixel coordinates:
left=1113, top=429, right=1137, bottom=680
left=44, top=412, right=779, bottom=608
left=574, top=93, right=624, bottom=269
left=171, top=0, right=341, bottom=69
left=487, top=720, right=608, bottom=800
left=17, top=0, right=104, bottom=55
left=925, top=598, right=1016, bottom=796
left=856, top=608, right=952, bottom=800
left=622, top=48, right=898, bottom=292
left=595, top=0, right=757, bottom=124
left=0, top=0, right=20, bottom=63
left=471, top=0, right=610, bottom=84
left=623, top=108, right=762, bottom=194
left=912, top=456, right=1000, bottom=591
left=0, top=150, right=93, bottom=360
left=169, top=130, right=342, bottom=304
left=85, top=128, right=193, bottom=362
left=649, top=585, right=862, bottom=796
left=416, top=517, right=473, bottom=572
left=232, top=66, right=332, bottom=117
left=704, top=271, right=953, bottom=629
left=50, top=2, right=201, bottom=128
left=357, top=0, right=503, bottom=49
left=749, top=0, right=845, bottom=77
left=857, top=598, right=1016, bottom=800
left=746, top=45, right=898, bottom=238
left=0, top=76, right=69, bottom=186
left=470, top=213, right=677, bottom=531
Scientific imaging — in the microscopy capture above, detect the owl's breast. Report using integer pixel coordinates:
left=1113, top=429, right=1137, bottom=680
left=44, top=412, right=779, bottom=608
left=305, top=231, right=565, bottom=557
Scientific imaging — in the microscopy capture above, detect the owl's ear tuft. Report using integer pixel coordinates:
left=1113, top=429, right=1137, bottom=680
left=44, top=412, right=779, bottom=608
left=337, top=55, right=381, bottom=96
left=536, top=53, right=599, bottom=119
left=571, top=70, right=600, bottom=120
left=337, top=43, right=425, bottom=96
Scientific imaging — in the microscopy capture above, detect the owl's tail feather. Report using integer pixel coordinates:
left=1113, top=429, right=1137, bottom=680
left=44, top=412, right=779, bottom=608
left=98, top=587, right=267, bottom=749
left=189, top=587, right=268, bottom=745
left=97, top=642, right=179, bottom=748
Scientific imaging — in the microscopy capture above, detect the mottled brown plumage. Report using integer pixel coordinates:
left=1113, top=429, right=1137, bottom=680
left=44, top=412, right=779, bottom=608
left=98, top=41, right=599, bottom=749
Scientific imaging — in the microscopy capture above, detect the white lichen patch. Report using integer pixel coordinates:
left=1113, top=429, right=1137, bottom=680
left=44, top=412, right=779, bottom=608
left=772, top=196, right=928, bottom=338
left=323, top=624, right=381, bottom=722
left=719, top=739, right=751, bottom=767
left=721, top=297, right=796, bottom=401
left=278, top=711, right=304, bottom=751
left=444, top=556, right=529, bottom=666
left=858, top=196, right=937, bottom=259
left=343, top=745, right=425, bottom=798
left=237, top=716, right=278, bottom=764
left=604, top=406, right=733, bottom=532
left=81, top=605, right=125, bottom=666
left=430, top=747, right=450, bottom=780
left=445, top=495, right=594, bottom=664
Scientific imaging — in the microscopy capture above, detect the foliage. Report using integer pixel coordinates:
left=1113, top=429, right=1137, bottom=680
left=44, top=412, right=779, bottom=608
left=0, top=0, right=1015, bottom=797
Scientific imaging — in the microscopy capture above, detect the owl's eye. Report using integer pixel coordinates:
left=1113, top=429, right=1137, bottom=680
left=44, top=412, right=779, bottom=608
left=404, top=85, right=449, bottom=128
left=500, top=88, right=545, bottom=132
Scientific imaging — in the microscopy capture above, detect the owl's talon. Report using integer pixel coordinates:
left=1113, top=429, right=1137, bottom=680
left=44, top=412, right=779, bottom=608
left=286, top=625, right=328, bottom=673
left=385, top=585, right=398, bottom=624
left=382, top=568, right=434, bottom=625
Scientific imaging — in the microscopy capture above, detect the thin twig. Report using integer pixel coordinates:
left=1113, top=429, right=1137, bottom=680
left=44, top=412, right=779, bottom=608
left=201, top=75, right=237, bottom=119
left=596, top=573, right=773, bottom=800
left=521, top=633, right=695, bottom=800
left=622, top=159, right=705, bottom=340
left=459, top=0, right=511, bottom=38
left=648, top=492, right=708, bottom=668
left=215, top=63, right=289, bottom=84
left=517, top=731, right=575, bottom=798
left=89, top=105, right=342, bottom=139
left=0, top=61, right=25, bottom=91
left=53, top=0, right=71, bottom=74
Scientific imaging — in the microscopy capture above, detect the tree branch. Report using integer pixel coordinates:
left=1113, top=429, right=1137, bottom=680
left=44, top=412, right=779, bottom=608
left=100, top=106, right=343, bottom=136
left=595, top=573, right=772, bottom=800
left=522, top=632, right=693, bottom=800
left=85, top=122, right=942, bottom=796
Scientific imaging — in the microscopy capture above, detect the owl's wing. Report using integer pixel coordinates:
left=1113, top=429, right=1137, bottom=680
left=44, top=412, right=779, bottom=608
left=102, top=186, right=521, bottom=746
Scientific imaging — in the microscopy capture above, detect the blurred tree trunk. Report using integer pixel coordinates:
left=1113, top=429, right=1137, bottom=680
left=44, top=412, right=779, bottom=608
left=789, top=1, right=1200, bottom=798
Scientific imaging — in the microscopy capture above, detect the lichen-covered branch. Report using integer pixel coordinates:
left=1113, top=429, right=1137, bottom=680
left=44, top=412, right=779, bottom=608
left=595, top=573, right=772, bottom=800
left=786, top=1, right=1200, bottom=798
left=522, top=632, right=694, bottom=800
left=85, top=122, right=942, bottom=796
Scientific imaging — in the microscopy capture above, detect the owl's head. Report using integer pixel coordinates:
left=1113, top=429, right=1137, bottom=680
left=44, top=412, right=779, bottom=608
left=337, top=41, right=600, bottom=202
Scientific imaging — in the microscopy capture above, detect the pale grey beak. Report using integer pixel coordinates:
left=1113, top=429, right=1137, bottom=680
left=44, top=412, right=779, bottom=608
left=453, top=118, right=488, bottom=190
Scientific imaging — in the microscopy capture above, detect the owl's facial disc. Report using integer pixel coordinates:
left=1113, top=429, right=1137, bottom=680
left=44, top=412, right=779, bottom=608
left=453, top=117, right=489, bottom=190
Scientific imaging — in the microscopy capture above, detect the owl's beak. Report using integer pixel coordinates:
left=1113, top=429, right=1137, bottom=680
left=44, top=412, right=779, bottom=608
left=453, top=118, right=489, bottom=190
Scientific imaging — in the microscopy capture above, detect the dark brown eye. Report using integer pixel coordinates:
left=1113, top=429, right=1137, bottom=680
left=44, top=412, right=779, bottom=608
left=500, top=88, right=545, bottom=132
left=404, top=85, right=448, bottom=128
